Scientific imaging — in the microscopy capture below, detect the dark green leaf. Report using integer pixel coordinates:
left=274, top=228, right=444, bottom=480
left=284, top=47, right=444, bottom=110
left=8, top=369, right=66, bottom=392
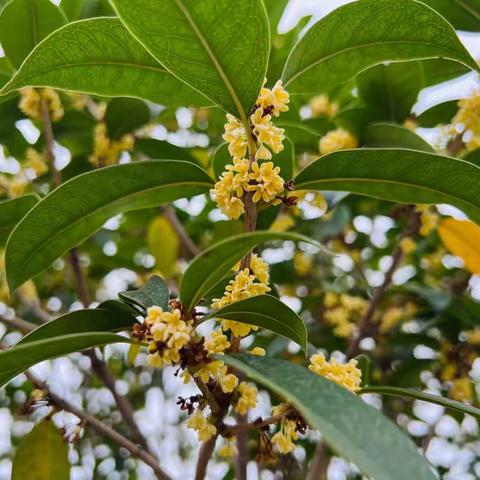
left=0, top=0, right=67, bottom=69
left=136, top=138, right=198, bottom=164
left=12, top=420, right=69, bottom=480
left=119, top=275, right=170, bottom=312
left=422, top=0, right=480, bottom=31
left=0, top=195, right=37, bottom=245
left=6, top=160, right=212, bottom=291
left=105, top=98, right=151, bottom=139
left=206, top=295, right=307, bottom=352
left=360, top=386, right=480, bottom=419
left=112, top=0, right=270, bottom=121
left=464, top=149, right=480, bottom=167
left=282, top=0, right=479, bottom=95
left=211, top=143, right=231, bottom=181
left=60, top=0, right=84, bottom=20
left=222, top=354, right=436, bottom=480
left=0, top=18, right=208, bottom=107
left=416, top=101, right=458, bottom=127
left=295, top=149, right=480, bottom=224
left=0, top=333, right=130, bottom=388
left=17, top=307, right=137, bottom=345
left=180, top=231, right=322, bottom=312
left=364, top=123, right=433, bottom=152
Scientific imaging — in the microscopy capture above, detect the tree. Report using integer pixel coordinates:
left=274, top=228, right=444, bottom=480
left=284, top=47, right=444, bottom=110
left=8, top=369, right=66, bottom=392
left=1, top=0, right=480, bottom=479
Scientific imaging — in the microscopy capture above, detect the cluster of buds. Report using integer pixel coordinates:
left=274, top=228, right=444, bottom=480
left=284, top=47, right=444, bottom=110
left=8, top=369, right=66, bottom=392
left=213, top=80, right=290, bottom=219
left=451, top=91, right=480, bottom=152
left=323, top=292, right=368, bottom=339
left=89, top=123, right=134, bottom=167
left=19, top=87, right=64, bottom=122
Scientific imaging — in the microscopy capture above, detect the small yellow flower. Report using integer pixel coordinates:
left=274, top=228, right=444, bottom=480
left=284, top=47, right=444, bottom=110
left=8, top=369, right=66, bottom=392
left=248, top=347, right=266, bottom=356
left=310, top=94, right=338, bottom=119
left=194, top=360, right=226, bottom=384
left=400, top=237, right=417, bottom=255
left=319, top=129, right=358, bottom=156
left=25, top=148, right=48, bottom=176
left=258, top=80, right=290, bottom=117
left=186, top=410, right=217, bottom=442
left=235, top=382, right=258, bottom=415
left=309, top=353, right=362, bottom=392
left=8, top=178, right=27, bottom=198
left=324, top=292, right=339, bottom=309
left=219, top=373, right=239, bottom=393
left=452, top=92, right=480, bottom=151
left=416, top=205, right=439, bottom=236
left=223, top=114, right=248, bottom=160
left=450, top=377, right=473, bottom=402
left=247, top=161, right=284, bottom=203
left=19, top=88, right=64, bottom=121
left=205, top=330, right=231, bottom=355
left=89, top=123, right=134, bottom=167
left=294, top=251, right=313, bottom=276
left=270, top=213, right=295, bottom=232
left=271, top=418, right=298, bottom=454
left=222, top=320, right=258, bottom=338
left=218, top=437, right=238, bottom=458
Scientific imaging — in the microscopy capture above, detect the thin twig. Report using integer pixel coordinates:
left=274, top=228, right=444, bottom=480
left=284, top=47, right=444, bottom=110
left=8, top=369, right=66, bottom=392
left=226, top=412, right=285, bottom=434
left=163, top=205, right=199, bottom=258
left=195, top=435, right=217, bottom=480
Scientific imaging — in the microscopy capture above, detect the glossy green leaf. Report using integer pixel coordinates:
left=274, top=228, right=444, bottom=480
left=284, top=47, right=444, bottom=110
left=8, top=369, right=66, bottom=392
left=416, top=101, right=458, bottom=127
left=0, top=18, right=208, bottom=107
left=464, top=149, right=480, bottom=167
left=105, top=98, right=151, bottom=139
left=112, top=0, right=270, bottom=122
left=6, top=160, right=213, bottom=291
left=0, top=195, right=37, bottom=245
left=60, top=0, right=84, bottom=20
left=206, top=295, right=307, bottom=352
left=422, top=0, right=480, bottom=31
left=211, top=143, right=231, bottom=180
left=222, top=354, right=436, bottom=480
left=0, top=0, right=67, bottom=69
left=365, top=123, right=433, bottom=152
left=282, top=0, right=479, bottom=95
left=0, top=333, right=130, bottom=388
left=360, top=386, right=480, bottom=419
left=12, top=419, right=69, bottom=480
left=295, top=149, right=480, bottom=224
left=180, top=231, right=321, bottom=312
left=0, top=57, right=13, bottom=88
left=136, top=138, right=198, bottom=164
left=17, top=307, right=137, bottom=345
left=119, top=275, right=170, bottom=312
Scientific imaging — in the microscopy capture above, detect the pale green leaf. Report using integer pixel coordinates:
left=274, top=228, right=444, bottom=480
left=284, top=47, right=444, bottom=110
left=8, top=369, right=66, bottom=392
left=222, top=354, right=436, bottom=480
left=295, top=149, right=480, bottom=224
left=112, top=0, right=270, bottom=122
left=179, top=231, right=322, bottom=313
left=147, top=216, right=180, bottom=278
left=0, top=18, right=208, bottom=107
left=12, top=420, right=69, bottom=480
left=206, top=295, right=308, bottom=352
left=282, top=0, right=479, bottom=95
left=6, top=160, right=212, bottom=291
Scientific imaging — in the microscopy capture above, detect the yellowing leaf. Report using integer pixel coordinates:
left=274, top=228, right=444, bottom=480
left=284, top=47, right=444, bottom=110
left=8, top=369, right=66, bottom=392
left=438, top=218, right=480, bottom=274
left=147, top=216, right=180, bottom=277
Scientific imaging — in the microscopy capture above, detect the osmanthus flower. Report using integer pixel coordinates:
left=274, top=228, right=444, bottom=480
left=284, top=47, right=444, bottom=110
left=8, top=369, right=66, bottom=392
left=416, top=205, right=439, bottom=237
left=223, top=113, right=248, bottom=160
left=246, top=161, right=284, bottom=204
left=319, top=128, right=358, bottom=156
left=452, top=91, right=480, bottom=151
left=25, top=148, right=48, bottom=176
left=309, top=353, right=362, bottom=392
left=234, top=382, right=258, bottom=415
left=309, top=94, right=338, bottom=119
left=250, top=108, right=286, bottom=158
left=19, top=87, right=64, bottom=122
left=450, top=377, right=474, bottom=402
left=145, top=306, right=193, bottom=368
left=218, top=436, right=238, bottom=458
left=204, top=330, right=231, bottom=355
left=89, top=123, right=135, bottom=167
left=258, top=80, right=290, bottom=117
left=186, top=409, right=217, bottom=442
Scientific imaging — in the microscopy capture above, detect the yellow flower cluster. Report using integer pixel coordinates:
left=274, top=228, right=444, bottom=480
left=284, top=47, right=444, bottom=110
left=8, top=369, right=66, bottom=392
left=186, top=410, right=217, bottom=441
left=19, top=87, right=64, bottom=121
left=450, top=377, right=473, bottom=402
left=379, top=303, right=416, bottom=334
left=235, top=382, right=258, bottom=415
left=319, top=128, right=358, bottom=156
left=214, top=80, right=289, bottom=219
left=25, top=148, right=48, bottom=176
left=323, top=292, right=368, bottom=339
left=399, top=237, right=417, bottom=255
left=452, top=92, right=480, bottom=151
left=310, top=94, right=338, bottom=119
left=205, top=330, right=231, bottom=355
left=309, top=353, right=362, bottom=392
left=146, top=306, right=193, bottom=368
left=294, top=251, right=313, bottom=276
left=416, top=205, right=439, bottom=236
left=218, top=437, right=238, bottom=458
left=89, top=123, right=134, bottom=167
left=271, top=403, right=298, bottom=454
left=212, top=254, right=270, bottom=338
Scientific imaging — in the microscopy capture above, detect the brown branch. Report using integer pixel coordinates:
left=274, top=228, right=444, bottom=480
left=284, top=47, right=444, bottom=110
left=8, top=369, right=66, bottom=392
left=0, top=315, right=35, bottom=332
left=195, top=435, right=217, bottom=480
left=40, top=98, right=61, bottom=187
left=226, top=412, right=285, bottom=434
left=163, top=205, right=199, bottom=259
left=306, top=442, right=328, bottom=480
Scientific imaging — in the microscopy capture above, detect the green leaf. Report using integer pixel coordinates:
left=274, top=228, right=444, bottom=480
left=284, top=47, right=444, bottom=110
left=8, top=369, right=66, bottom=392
left=282, top=0, right=479, bottom=95
left=0, top=18, right=208, bottom=107
left=179, top=231, right=322, bottom=313
left=416, top=101, right=458, bottom=127
left=6, top=160, right=212, bottom=291
left=364, top=123, right=433, bottom=152
left=60, top=0, right=84, bottom=20
left=0, top=0, right=67, bottom=69
left=136, top=138, right=198, bottom=164
left=12, top=419, right=69, bottom=480
left=105, top=98, right=151, bottom=139
left=0, top=333, right=130, bottom=388
left=112, top=0, right=270, bottom=122
left=119, top=275, right=170, bottom=312
left=221, top=354, right=436, bottom=480
left=360, top=386, right=480, bottom=419
left=422, top=0, right=480, bottom=31
left=17, top=307, right=137, bottom=345
left=464, top=149, right=480, bottom=167
left=206, top=295, right=307, bottom=352
left=295, top=149, right=480, bottom=224
left=211, top=143, right=231, bottom=181
left=0, top=195, right=37, bottom=245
